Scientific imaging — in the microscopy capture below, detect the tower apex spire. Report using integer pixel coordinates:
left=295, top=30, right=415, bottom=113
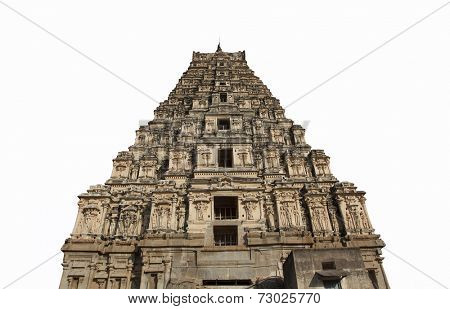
left=216, top=41, right=222, bottom=52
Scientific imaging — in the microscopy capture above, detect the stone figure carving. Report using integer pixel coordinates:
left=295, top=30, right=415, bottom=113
left=283, top=131, right=292, bottom=145
left=205, top=119, right=215, bottom=134
left=130, top=164, right=139, bottom=180
left=139, top=159, right=158, bottom=179
left=119, top=207, right=139, bottom=236
left=108, top=213, right=118, bottom=236
left=253, top=120, right=265, bottom=135
left=271, top=128, right=284, bottom=144
left=292, top=127, right=306, bottom=145
left=243, top=120, right=252, bottom=135
left=176, top=206, right=186, bottom=231
left=135, top=133, right=147, bottom=145
left=181, top=121, right=194, bottom=135
left=231, top=118, right=241, bottom=131
left=189, top=193, right=211, bottom=221
left=242, top=193, right=259, bottom=220
left=198, top=146, right=213, bottom=167
left=312, top=208, right=327, bottom=231
left=168, top=149, right=191, bottom=172
left=336, top=194, right=373, bottom=235
left=275, top=191, right=303, bottom=230
left=305, top=195, right=332, bottom=235
left=311, top=152, right=331, bottom=177
left=328, top=206, right=340, bottom=235
left=265, top=148, right=280, bottom=170
left=263, top=202, right=276, bottom=231
left=254, top=153, right=263, bottom=170
left=112, top=162, right=129, bottom=179
left=194, top=203, right=207, bottom=221
left=236, top=147, right=252, bottom=167
left=259, top=108, right=268, bottom=119
left=170, top=151, right=183, bottom=171
left=288, top=154, right=307, bottom=177
left=151, top=205, right=172, bottom=231
left=80, top=205, right=101, bottom=234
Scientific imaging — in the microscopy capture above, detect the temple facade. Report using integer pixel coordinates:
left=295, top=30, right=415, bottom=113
left=60, top=45, right=389, bottom=289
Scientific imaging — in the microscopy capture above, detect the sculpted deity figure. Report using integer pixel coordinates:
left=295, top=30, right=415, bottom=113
left=176, top=208, right=185, bottom=231
left=242, top=198, right=258, bottom=220
left=312, top=208, right=326, bottom=231
left=266, top=149, right=279, bottom=169
left=253, top=120, right=265, bottom=135
left=293, top=209, right=302, bottom=227
left=314, top=158, right=331, bottom=177
left=237, top=147, right=252, bottom=167
left=182, top=122, right=193, bottom=135
left=139, top=159, right=157, bottom=179
left=205, top=119, right=215, bottom=134
left=170, top=151, right=184, bottom=171
left=120, top=209, right=138, bottom=236
left=289, top=155, right=307, bottom=177
left=271, top=128, right=284, bottom=144
left=166, top=209, right=172, bottom=229
left=292, top=128, right=306, bottom=145
left=151, top=210, right=159, bottom=230
left=264, top=205, right=275, bottom=230
left=108, top=214, right=118, bottom=236
left=328, top=207, right=340, bottom=234
left=113, top=163, right=129, bottom=178
left=259, top=108, right=268, bottom=119
left=81, top=206, right=101, bottom=234
left=348, top=204, right=362, bottom=230
left=231, top=118, right=241, bottom=131
left=280, top=206, right=288, bottom=227
left=283, top=131, right=292, bottom=145
left=198, top=147, right=213, bottom=167
left=195, top=202, right=208, bottom=221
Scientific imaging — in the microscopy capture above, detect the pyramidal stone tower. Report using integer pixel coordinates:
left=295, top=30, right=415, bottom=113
left=60, top=45, right=389, bottom=289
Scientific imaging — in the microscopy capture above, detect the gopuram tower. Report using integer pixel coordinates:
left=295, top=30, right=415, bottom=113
left=60, top=45, right=389, bottom=289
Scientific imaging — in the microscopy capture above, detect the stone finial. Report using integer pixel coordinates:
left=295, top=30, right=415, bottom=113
left=216, top=42, right=222, bottom=52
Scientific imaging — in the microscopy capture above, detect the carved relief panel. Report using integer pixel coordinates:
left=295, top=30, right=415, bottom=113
left=233, top=146, right=253, bottom=168
left=192, top=99, right=208, bottom=109
left=111, top=154, right=133, bottom=179
left=252, top=119, right=266, bottom=136
left=73, top=198, right=108, bottom=238
left=274, top=190, right=304, bottom=230
left=188, top=193, right=211, bottom=222
left=196, top=145, right=215, bottom=168
left=287, top=151, right=309, bottom=178
left=181, top=120, right=196, bottom=136
left=304, top=194, right=333, bottom=237
left=334, top=184, right=374, bottom=235
left=262, top=193, right=277, bottom=231
left=270, top=127, right=284, bottom=144
left=230, top=116, right=242, bottom=132
left=149, top=193, right=178, bottom=232
left=264, top=146, right=283, bottom=173
left=135, top=131, right=149, bottom=145
left=117, top=203, right=143, bottom=238
left=139, top=153, right=158, bottom=179
left=292, top=126, right=306, bottom=145
left=310, top=150, right=332, bottom=177
left=240, top=192, right=262, bottom=221
left=168, top=148, right=192, bottom=173
left=204, top=117, right=216, bottom=135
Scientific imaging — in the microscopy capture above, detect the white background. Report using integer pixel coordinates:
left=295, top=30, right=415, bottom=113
left=0, top=0, right=449, bottom=289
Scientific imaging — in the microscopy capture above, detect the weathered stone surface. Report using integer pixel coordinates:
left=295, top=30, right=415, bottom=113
left=59, top=45, right=389, bottom=289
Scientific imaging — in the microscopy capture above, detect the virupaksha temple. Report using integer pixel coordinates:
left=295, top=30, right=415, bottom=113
left=60, top=45, right=389, bottom=289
